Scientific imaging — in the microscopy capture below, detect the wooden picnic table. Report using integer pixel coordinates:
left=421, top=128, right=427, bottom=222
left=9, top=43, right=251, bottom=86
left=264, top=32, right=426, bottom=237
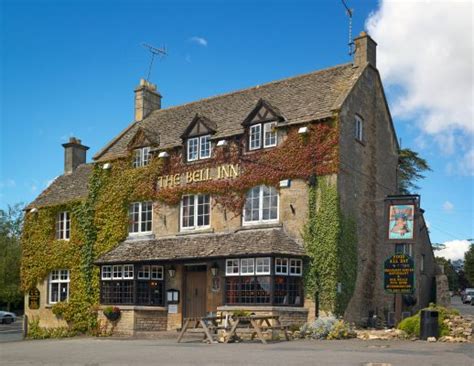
left=177, top=315, right=227, bottom=344
left=177, top=314, right=290, bottom=344
left=224, top=315, right=290, bottom=344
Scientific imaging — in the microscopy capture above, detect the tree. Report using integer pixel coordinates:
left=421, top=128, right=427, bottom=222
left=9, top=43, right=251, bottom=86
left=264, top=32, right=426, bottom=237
left=464, top=242, right=474, bottom=287
left=435, top=257, right=459, bottom=291
left=398, top=148, right=431, bottom=194
left=0, top=204, right=24, bottom=311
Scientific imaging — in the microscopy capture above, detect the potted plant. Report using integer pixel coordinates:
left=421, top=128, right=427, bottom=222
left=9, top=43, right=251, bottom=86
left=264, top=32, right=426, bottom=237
left=103, top=306, right=121, bottom=321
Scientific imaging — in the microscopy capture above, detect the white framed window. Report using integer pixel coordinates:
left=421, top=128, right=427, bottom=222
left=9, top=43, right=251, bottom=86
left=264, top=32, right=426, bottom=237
left=48, top=269, right=70, bottom=304
left=133, top=146, right=151, bottom=168
left=256, top=257, right=271, bottom=275
left=112, top=265, right=123, bottom=279
left=226, top=259, right=240, bottom=276
left=138, top=265, right=150, bottom=279
left=263, top=122, right=277, bottom=147
left=243, top=185, right=279, bottom=225
left=355, top=115, right=363, bottom=141
left=240, top=258, right=255, bottom=275
left=181, top=194, right=210, bottom=230
left=128, top=201, right=153, bottom=235
left=123, top=264, right=134, bottom=279
left=187, top=135, right=212, bottom=161
left=395, top=243, right=412, bottom=256
left=289, top=259, right=303, bottom=276
left=275, top=258, right=288, bottom=275
left=101, top=265, right=112, bottom=280
left=249, top=124, right=261, bottom=150
left=55, top=211, right=70, bottom=240
left=151, top=265, right=164, bottom=280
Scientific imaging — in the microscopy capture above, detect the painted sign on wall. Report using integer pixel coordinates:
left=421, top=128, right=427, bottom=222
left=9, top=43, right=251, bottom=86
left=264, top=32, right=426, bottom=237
left=388, top=204, right=415, bottom=240
left=28, top=288, right=40, bottom=310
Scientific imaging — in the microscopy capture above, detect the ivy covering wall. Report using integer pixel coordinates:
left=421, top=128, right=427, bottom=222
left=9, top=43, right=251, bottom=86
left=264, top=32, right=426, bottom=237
left=21, top=122, right=357, bottom=333
left=304, top=177, right=358, bottom=316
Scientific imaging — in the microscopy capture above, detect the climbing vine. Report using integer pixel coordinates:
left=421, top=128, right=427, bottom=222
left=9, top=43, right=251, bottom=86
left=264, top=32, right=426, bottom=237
left=303, top=176, right=358, bottom=316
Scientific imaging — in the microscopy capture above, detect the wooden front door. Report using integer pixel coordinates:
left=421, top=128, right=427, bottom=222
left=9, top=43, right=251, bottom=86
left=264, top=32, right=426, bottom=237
left=185, top=266, right=207, bottom=318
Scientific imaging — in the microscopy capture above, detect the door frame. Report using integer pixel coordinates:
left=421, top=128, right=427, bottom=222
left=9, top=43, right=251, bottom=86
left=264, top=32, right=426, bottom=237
left=183, top=263, right=208, bottom=320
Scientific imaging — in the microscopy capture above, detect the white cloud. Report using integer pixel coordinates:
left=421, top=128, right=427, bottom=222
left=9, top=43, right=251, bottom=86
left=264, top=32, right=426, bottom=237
left=442, top=200, right=454, bottom=213
left=366, top=0, right=473, bottom=174
left=437, top=239, right=471, bottom=261
left=189, top=36, right=208, bottom=47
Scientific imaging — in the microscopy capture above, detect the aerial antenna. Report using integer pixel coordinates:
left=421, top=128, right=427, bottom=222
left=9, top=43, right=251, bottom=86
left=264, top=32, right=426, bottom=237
left=341, top=0, right=355, bottom=56
left=142, top=43, right=167, bottom=81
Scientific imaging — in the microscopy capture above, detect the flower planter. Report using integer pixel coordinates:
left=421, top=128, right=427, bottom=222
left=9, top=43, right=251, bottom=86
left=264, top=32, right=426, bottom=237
left=105, top=312, right=120, bottom=321
left=103, top=306, right=121, bottom=322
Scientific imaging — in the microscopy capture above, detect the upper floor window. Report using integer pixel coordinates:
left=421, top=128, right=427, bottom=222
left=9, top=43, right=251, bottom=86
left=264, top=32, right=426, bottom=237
left=49, top=269, right=70, bottom=304
left=187, top=135, right=211, bottom=162
left=243, top=185, right=278, bottom=225
left=249, top=122, right=277, bottom=150
left=181, top=194, right=210, bottom=230
left=133, top=147, right=151, bottom=168
left=128, top=202, right=153, bottom=235
left=55, top=212, right=70, bottom=240
left=355, top=115, right=364, bottom=142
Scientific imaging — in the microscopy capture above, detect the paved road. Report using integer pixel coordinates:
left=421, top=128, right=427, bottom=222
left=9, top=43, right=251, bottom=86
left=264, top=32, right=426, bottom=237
left=0, top=316, right=23, bottom=343
left=452, top=295, right=474, bottom=317
left=1, top=337, right=473, bottom=366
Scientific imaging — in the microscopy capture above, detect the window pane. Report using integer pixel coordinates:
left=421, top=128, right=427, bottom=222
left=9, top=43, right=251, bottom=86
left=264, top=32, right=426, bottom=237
left=226, top=259, right=239, bottom=275
left=138, top=265, right=150, bottom=279
left=249, top=125, right=261, bottom=150
left=200, top=135, right=211, bottom=158
left=151, top=265, right=163, bottom=280
left=51, top=283, right=59, bottom=303
left=142, top=147, right=151, bottom=166
left=197, top=194, right=210, bottom=227
left=240, top=258, right=254, bottom=275
left=182, top=195, right=195, bottom=228
left=59, top=283, right=68, bottom=301
left=244, top=187, right=260, bottom=222
left=275, top=258, right=288, bottom=275
left=264, top=122, right=277, bottom=147
left=187, top=138, right=198, bottom=161
left=262, top=186, right=278, bottom=221
left=123, top=265, right=134, bottom=279
left=141, top=202, right=152, bottom=232
left=256, top=258, right=270, bottom=274
left=129, top=203, right=140, bottom=233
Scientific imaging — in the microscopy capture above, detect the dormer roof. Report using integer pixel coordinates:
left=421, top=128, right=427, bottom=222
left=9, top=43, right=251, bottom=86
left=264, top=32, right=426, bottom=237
left=180, top=114, right=217, bottom=140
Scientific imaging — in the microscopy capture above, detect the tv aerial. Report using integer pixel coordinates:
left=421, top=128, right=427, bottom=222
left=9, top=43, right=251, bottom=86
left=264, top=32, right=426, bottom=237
left=341, top=0, right=355, bottom=56
left=142, top=43, right=167, bottom=81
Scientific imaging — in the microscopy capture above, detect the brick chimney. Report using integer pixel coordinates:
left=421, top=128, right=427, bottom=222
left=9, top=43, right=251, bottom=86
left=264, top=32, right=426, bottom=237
left=62, top=137, right=89, bottom=175
left=354, top=31, right=377, bottom=68
left=134, top=79, right=162, bottom=121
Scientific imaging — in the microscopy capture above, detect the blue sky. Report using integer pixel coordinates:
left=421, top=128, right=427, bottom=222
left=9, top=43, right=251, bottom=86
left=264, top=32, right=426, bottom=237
left=1, top=0, right=473, bottom=253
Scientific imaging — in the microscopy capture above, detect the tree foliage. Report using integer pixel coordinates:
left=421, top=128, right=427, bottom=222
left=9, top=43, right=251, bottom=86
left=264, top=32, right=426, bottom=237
left=0, top=204, right=24, bottom=310
left=398, top=148, right=431, bottom=194
left=464, top=243, right=474, bottom=286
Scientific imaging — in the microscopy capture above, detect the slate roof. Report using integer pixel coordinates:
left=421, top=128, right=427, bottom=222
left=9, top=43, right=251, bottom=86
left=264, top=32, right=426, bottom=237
left=27, top=164, right=93, bottom=209
left=95, top=228, right=306, bottom=264
left=94, top=63, right=363, bottom=161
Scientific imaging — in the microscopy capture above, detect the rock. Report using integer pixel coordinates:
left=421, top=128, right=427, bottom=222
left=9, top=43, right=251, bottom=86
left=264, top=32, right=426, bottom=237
left=427, top=337, right=437, bottom=342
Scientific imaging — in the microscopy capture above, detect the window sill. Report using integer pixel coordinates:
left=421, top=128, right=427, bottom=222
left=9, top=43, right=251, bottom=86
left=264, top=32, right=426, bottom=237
left=237, top=223, right=282, bottom=232
left=99, top=305, right=167, bottom=311
left=355, top=138, right=365, bottom=147
left=176, top=228, right=214, bottom=236
left=126, top=233, right=155, bottom=241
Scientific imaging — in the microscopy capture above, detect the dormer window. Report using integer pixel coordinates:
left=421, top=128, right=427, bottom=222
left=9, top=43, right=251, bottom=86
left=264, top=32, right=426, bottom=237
left=187, top=135, right=211, bottom=162
left=55, top=212, right=70, bottom=240
left=133, top=147, right=151, bottom=168
left=249, top=122, right=276, bottom=151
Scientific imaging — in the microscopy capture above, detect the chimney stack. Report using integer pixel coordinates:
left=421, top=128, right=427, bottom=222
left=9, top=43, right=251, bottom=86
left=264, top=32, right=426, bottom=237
left=134, top=79, right=162, bottom=121
left=62, top=137, right=89, bottom=175
left=354, top=31, right=377, bottom=68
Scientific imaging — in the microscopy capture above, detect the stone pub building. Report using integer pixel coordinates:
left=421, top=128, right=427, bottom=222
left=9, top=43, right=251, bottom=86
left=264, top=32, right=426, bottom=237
left=22, top=33, right=439, bottom=335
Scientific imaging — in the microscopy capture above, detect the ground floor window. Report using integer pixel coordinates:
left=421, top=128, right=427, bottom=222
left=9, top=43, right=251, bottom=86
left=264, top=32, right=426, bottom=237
left=224, top=257, right=303, bottom=306
left=49, top=269, right=70, bottom=304
left=100, top=264, right=164, bottom=306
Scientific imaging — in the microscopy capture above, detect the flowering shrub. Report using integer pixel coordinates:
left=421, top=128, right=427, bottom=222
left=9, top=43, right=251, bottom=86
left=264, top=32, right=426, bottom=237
left=300, top=316, right=356, bottom=340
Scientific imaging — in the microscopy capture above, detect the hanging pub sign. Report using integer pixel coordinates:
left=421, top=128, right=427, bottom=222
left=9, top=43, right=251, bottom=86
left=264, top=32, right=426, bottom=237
left=384, top=254, right=415, bottom=294
left=28, top=288, right=40, bottom=310
left=385, top=195, right=420, bottom=242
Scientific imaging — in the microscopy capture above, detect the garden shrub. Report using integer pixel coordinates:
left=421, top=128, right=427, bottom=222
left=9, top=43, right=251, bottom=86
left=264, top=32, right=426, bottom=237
left=27, top=317, right=77, bottom=339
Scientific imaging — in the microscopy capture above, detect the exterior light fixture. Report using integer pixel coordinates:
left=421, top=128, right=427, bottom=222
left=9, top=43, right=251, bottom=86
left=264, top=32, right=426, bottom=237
left=279, top=179, right=291, bottom=188
left=158, top=151, right=169, bottom=158
left=102, top=163, right=112, bottom=170
left=216, top=140, right=227, bottom=147
left=30, top=208, right=38, bottom=213
left=168, top=266, right=176, bottom=278
left=210, top=262, right=219, bottom=277
left=298, top=126, right=308, bottom=134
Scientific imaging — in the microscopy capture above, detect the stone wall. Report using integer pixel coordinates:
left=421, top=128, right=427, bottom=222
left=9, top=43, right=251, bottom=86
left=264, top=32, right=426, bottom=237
left=436, top=274, right=451, bottom=308
left=135, top=310, right=167, bottom=331
left=338, top=64, right=399, bottom=324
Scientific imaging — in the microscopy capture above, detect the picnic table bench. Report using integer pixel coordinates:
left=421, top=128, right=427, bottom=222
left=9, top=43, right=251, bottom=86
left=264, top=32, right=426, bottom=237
left=177, top=314, right=289, bottom=344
